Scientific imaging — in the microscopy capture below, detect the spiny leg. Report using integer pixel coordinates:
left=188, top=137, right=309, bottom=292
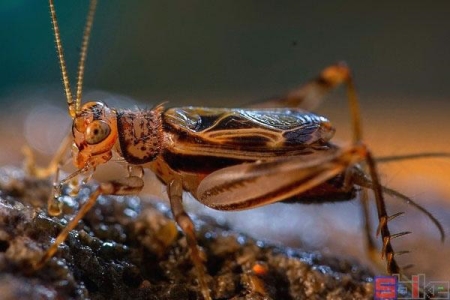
left=339, top=66, right=404, bottom=274
left=364, top=150, right=401, bottom=274
left=260, top=62, right=405, bottom=274
left=353, top=168, right=403, bottom=272
left=353, top=168, right=446, bottom=271
left=168, top=179, right=211, bottom=300
left=34, top=175, right=144, bottom=269
left=315, top=63, right=404, bottom=274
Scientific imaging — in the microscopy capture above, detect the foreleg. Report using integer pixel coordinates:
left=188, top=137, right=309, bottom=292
left=23, top=131, right=73, bottom=178
left=34, top=175, right=144, bottom=269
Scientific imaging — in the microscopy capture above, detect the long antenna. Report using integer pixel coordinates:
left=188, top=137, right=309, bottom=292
left=48, top=0, right=98, bottom=118
left=48, top=0, right=75, bottom=118
left=75, top=0, right=98, bottom=115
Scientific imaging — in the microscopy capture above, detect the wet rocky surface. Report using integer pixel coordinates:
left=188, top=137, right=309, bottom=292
left=0, top=166, right=375, bottom=299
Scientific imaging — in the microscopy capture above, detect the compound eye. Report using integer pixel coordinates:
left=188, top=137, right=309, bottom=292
left=85, top=120, right=111, bottom=145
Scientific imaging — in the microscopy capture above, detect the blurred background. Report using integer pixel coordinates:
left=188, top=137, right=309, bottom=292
left=1, top=0, right=449, bottom=283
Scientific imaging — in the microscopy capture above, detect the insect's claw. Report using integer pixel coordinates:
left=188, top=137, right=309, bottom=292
left=47, top=197, right=63, bottom=216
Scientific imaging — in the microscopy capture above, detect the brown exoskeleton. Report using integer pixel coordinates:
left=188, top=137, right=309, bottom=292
left=27, top=1, right=445, bottom=299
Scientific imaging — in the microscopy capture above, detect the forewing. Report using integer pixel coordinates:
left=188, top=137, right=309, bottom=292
left=164, top=107, right=335, bottom=149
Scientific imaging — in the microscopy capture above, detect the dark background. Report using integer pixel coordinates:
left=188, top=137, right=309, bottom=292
left=2, top=1, right=450, bottom=102
left=1, top=0, right=449, bottom=282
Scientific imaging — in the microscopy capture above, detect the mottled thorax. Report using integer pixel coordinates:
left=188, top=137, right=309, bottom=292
left=116, top=106, right=164, bottom=164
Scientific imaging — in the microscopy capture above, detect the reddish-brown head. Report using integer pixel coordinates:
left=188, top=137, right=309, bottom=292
left=72, top=101, right=118, bottom=169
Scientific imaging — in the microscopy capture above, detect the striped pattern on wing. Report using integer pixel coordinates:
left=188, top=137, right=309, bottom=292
left=163, top=107, right=335, bottom=149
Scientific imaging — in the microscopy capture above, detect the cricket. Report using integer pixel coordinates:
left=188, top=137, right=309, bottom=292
left=26, top=0, right=446, bottom=299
